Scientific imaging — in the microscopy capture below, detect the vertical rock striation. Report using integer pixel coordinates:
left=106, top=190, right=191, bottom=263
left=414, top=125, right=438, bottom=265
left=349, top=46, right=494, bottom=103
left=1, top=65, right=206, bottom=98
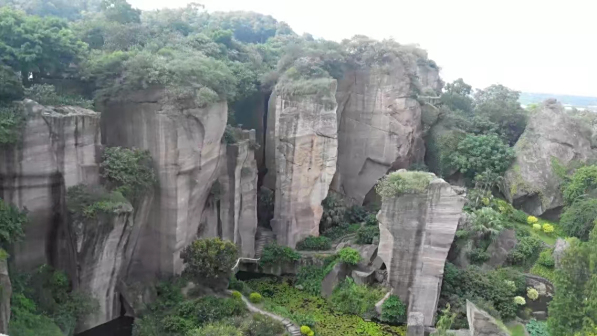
left=100, top=88, right=228, bottom=278
left=377, top=171, right=465, bottom=326
left=0, top=100, right=101, bottom=269
left=331, top=62, right=434, bottom=205
left=264, top=84, right=338, bottom=247
left=0, top=257, right=11, bottom=334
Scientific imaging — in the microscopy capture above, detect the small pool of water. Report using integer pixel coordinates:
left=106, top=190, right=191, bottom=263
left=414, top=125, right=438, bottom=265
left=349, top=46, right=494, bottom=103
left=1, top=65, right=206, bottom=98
left=75, top=316, right=134, bottom=336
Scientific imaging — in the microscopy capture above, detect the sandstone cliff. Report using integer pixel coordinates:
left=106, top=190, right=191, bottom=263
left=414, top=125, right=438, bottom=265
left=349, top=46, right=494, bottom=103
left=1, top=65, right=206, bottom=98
left=264, top=84, right=338, bottom=247
left=377, top=171, right=465, bottom=327
left=331, top=62, right=432, bottom=205
left=0, top=100, right=101, bottom=269
left=502, top=99, right=597, bottom=216
left=0, top=257, right=10, bottom=334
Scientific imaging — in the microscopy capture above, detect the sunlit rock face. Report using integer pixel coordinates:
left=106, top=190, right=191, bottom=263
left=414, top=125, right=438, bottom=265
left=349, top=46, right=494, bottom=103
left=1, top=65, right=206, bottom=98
left=264, top=83, right=338, bottom=248
left=377, top=172, right=465, bottom=327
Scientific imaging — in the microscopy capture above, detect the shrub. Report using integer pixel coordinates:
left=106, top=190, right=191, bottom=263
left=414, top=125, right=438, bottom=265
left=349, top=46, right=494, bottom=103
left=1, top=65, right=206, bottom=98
left=188, top=323, right=242, bottom=336
left=0, top=198, right=27, bottom=246
left=259, top=243, right=301, bottom=266
left=468, top=248, right=490, bottom=264
left=162, top=315, right=195, bottom=333
left=249, top=293, right=262, bottom=304
left=542, top=223, right=554, bottom=234
left=242, top=314, right=285, bottom=336
left=375, top=171, right=433, bottom=199
left=231, top=291, right=242, bottom=300
left=533, top=223, right=541, bottom=231
left=180, top=238, right=238, bottom=288
left=337, top=247, right=362, bottom=265
left=470, top=207, right=504, bottom=239
left=510, top=209, right=529, bottom=224
left=364, top=213, right=378, bottom=226
left=100, top=147, right=156, bottom=200
left=0, top=64, right=23, bottom=101
left=380, top=295, right=407, bottom=323
left=526, top=319, right=549, bottom=336
left=432, top=304, right=456, bottom=336
left=560, top=198, right=597, bottom=240
left=536, top=249, right=555, bottom=268
left=344, top=205, right=370, bottom=223
left=562, top=165, right=597, bottom=205
left=194, top=296, right=247, bottom=323
left=527, top=287, right=539, bottom=301
left=66, top=184, right=129, bottom=219
left=448, top=134, right=515, bottom=178
left=24, top=84, right=93, bottom=109
left=514, top=296, right=526, bottom=305
left=0, top=104, right=25, bottom=145
left=301, top=325, right=313, bottom=335
left=356, top=225, right=379, bottom=244
left=321, top=222, right=361, bottom=240
left=507, top=236, right=543, bottom=266
left=296, top=236, right=332, bottom=251
left=527, top=216, right=538, bottom=225
left=318, top=194, right=346, bottom=232
left=329, top=278, right=385, bottom=316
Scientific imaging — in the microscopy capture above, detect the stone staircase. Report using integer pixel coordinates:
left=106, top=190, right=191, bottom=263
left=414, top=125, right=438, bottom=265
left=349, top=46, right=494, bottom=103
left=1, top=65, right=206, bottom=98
left=254, top=227, right=276, bottom=258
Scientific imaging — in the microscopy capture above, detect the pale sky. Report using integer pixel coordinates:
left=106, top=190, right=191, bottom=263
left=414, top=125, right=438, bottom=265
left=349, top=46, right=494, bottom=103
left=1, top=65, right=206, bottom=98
left=129, top=0, right=597, bottom=97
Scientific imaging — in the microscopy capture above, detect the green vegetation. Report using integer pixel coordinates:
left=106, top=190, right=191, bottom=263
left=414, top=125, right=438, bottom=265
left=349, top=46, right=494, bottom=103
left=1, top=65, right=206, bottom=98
left=431, top=304, right=456, bottom=336
left=0, top=198, right=26, bottom=247
left=337, top=247, right=362, bottom=265
left=559, top=198, right=597, bottom=241
left=24, top=84, right=93, bottom=108
left=526, top=319, right=549, bottom=336
left=448, top=134, right=515, bottom=179
left=356, top=225, right=379, bottom=244
left=249, top=293, right=262, bottom=304
left=509, top=324, right=527, bottom=336
left=319, top=193, right=347, bottom=232
left=100, top=146, right=156, bottom=201
left=506, top=236, right=543, bottom=267
left=380, top=295, right=406, bottom=323
left=259, top=243, right=301, bottom=266
left=296, top=236, right=332, bottom=251
left=66, top=184, right=129, bottom=219
left=0, top=103, right=25, bottom=145
left=295, top=256, right=339, bottom=295
left=0, top=64, right=23, bottom=101
left=180, top=237, right=238, bottom=289
left=375, top=171, right=433, bottom=199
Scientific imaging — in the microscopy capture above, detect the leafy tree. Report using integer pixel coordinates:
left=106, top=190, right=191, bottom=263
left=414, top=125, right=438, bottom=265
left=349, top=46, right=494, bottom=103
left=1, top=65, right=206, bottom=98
left=441, top=78, right=474, bottom=114
left=562, top=165, right=597, bottom=205
left=100, top=0, right=140, bottom=24
left=0, top=104, right=25, bottom=145
left=0, top=64, right=24, bottom=101
left=337, top=247, right=362, bottom=265
left=180, top=238, right=238, bottom=289
left=560, top=198, right=597, bottom=241
left=0, top=198, right=27, bottom=247
left=449, top=134, right=515, bottom=179
left=100, top=146, right=155, bottom=200
left=0, top=7, right=87, bottom=84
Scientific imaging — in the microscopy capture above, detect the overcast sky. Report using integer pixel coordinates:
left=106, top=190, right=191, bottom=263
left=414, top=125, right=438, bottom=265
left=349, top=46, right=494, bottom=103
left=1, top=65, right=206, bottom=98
left=128, top=0, right=597, bottom=97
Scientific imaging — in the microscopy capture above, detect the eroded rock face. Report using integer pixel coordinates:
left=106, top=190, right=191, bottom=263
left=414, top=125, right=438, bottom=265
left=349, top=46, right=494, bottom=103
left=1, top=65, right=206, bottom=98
left=484, top=229, right=517, bottom=269
left=466, top=300, right=509, bottom=336
left=100, top=88, right=227, bottom=278
left=0, top=258, right=11, bottom=333
left=72, top=202, right=135, bottom=330
left=331, top=62, right=434, bottom=204
left=264, top=85, right=338, bottom=247
left=553, top=238, right=570, bottom=269
left=502, top=100, right=597, bottom=216
left=377, top=172, right=465, bottom=326
left=0, top=100, right=101, bottom=269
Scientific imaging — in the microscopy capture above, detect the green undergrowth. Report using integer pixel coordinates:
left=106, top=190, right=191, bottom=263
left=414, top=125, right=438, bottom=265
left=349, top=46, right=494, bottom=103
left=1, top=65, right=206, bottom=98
left=67, top=184, right=129, bottom=219
left=508, top=323, right=527, bottom=336
left=511, top=218, right=562, bottom=246
left=243, top=278, right=405, bottom=336
left=375, top=171, right=433, bottom=199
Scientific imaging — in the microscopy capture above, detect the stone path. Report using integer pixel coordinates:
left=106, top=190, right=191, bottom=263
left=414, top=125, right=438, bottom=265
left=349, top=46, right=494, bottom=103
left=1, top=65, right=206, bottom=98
left=229, top=290, right=302, bottom=336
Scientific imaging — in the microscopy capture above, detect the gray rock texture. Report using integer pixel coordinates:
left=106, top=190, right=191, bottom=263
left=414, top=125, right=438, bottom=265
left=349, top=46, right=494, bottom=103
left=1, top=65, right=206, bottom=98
left=502, top=99, right=597, bottom=216
left=0, top=100, right=101, bottom=269
left=483, top=229, right=517, bottom=269
left=0, top=258, right=11, bottom=334
left=466, top=300, right=509, bottom=336
left=331, top=62, right=432, bottom=204
left=264, top=85, right=338, bottom=247
left=553, top=238, right=570, bottom=269
left=321, top=262, right=350, bottom=298
left=407, top=312, right=425, bottom=336
left=377, top=172, right=465, bottom=326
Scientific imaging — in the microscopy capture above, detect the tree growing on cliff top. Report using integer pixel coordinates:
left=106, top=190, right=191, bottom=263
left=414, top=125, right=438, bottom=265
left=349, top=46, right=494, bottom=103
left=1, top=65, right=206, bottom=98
left=181, top=238, right=238, bottom=290
left=0, top=198, right=26, bottom=247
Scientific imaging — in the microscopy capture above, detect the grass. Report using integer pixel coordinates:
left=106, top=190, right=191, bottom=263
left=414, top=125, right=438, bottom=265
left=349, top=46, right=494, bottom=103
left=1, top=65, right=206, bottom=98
left=512, top=217, right=562, bottom=246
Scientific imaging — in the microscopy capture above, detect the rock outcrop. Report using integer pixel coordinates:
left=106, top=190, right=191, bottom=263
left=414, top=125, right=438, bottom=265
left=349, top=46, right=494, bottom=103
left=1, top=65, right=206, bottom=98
left=0, top=100, right=101, bottom=269
left=264, top=84, right=338, bottom=247
left=100, top=88, right=228, bottom=278
left=377, top=171, right=465, bottom=326
left=331, top=62, right=435, bottom=204
left=553, top=238, right=570, bottom=269
left=71, top=201, right=135, bottom=330
left=483, top=229, right=517, bottom=269
left=466, top=300, right=509, bottom=336
left=502, top=99, right=597, bottom=216
left=0, top=257, right=11, bottom=334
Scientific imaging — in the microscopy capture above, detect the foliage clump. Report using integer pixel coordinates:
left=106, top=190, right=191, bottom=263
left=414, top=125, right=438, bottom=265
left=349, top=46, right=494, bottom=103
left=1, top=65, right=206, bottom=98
left=296, top=236, right=332, bottom=251
left=0, top=104, right=25, bottom=145
left=375, top=171, right=433, bottom=199
left=24, top=84, right=93, bottom=109
left=562, top=165, right=597, bottom=205
left=66, top=184, right=129, bottom=219
left=100, top=146, right=156, bottom=201
left=559, top=198, right=597, bottom=241
left=380, top=295, right=406, bottom=323
left=329, top=278, right=385, bottom=316
left=180, top=237, right=238, bottom=289
left=448, top=134, right=515, bottom=179
left=0, top=198, right=27, bottom=247
left=259, top=243, right=301, bottom=266
left=356, top=225, right=379, bottom=244
left=249, top=292, right=262, bottom=304
left=337, top=247, right=362, bottom=265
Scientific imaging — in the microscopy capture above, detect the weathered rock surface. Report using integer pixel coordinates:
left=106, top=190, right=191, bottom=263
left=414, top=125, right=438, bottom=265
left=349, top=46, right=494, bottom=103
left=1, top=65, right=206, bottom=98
left=407, top=312, right=425, bottom=336
left=553, top=238, right=570, bottom=269
left=331, top=62, right=435, bottom=204
left=483, top=229, right=517, bottom=269
left=100, top=88, right=227, bottom=278
left=264, top=84, right=338, bottom=247
left=321, top=262, right=350, bottom=298
left=525, top=274, right=554, bottom=318
left=0, top=100, right=101, bottom=269
left=502, top=99, right=597, bottom=216
left=377, top=172, right=465, bottom=326
left=0, top=258, right=11, bottom=334
left=71, top=202, right=135, bottom=330
left=466, top=300, right=509, bottom=336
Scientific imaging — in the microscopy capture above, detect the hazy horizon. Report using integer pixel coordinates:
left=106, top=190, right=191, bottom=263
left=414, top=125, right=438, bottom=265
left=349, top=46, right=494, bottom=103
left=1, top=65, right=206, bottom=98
left=127, top=0, right=597, bottom=97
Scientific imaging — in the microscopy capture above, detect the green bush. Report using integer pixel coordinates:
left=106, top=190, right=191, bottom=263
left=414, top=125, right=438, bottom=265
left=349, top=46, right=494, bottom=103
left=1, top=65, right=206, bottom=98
left=0, top=104, right=25, bottom=145
left=66, top=184, right=129, bottom=219
left=507, top=236, right=543, bottom=267
left=100, top=147, right=156, bottom=201
left=344, top=205, right=370, bottom=223
left=380, top=295, right=406, bottom=323
left=376, top=171, right=433, bottom=199
left=470, top=207, right=504, bottom=239
left=188, top=323, right=242, bottom=336
left=356, top=225, right=379, bottom=244
left=321, top=222, right=361, bottom=240
left=0, top=64, right=23, bottom=101
left=526, top=319, right=549, bottom=336
left=24, top=84, right=93, bottom=109
left=468, top=248, right=490, bottom=264
left=364, top=213, right=378, bottom=226
left=194, top=296, right=247, bottom=323
left=337, top=247, right=362, bottom=265
left=162, top=315, right=195, bottom=333
left=319, top=193, right=346, bottom=232
left=448, top=134, right=515, bottom=179
left=181, top=238, right=238, bottom=288
left=296, top=236, right=332, bottom=251
left=231, top=290, right=242, bottom=300
left=249, top=292, right=262, bottom=304
left=562, top=165, right=597, bottom=205
left=560, top=198, right=597, bottom=240
left=329, top=278, right=385, bottom=316
left=242, top=314, right=285, bottom=336
left=259, top=243, right=301, bottom=266
left=537, top=249, right=555, bottom=268
left=0, top=198, right=27, bottom=246
left=295, top=261, right=334, bottom=295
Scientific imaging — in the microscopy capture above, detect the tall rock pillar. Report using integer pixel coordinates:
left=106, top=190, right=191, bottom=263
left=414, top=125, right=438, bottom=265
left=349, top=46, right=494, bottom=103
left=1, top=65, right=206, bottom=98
left=377, top=170, right=465, bottom=326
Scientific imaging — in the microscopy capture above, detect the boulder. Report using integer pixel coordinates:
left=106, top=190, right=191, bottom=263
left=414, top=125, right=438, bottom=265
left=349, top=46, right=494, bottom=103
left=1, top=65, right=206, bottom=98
left=377, top=171, right=465, bottom=326
left=0, top=100, right=101, bottom=269
left=483, top=229, right=517, bottom=269
left=351, top=269, right=375, bottom=285
left=331, top=61, right=433, bottom=204
left=264, top=83, right=338, bottom=247
left=553, top=238, right=570, bottom=269
left=100, top=88, right=228, bottom=277
left=321, top=262, right=350, bottom=298
left=502, top=100, right=597, bottom=216
left=525, top=274, right=554, bottom=317
left=0, top=258, right=11, bottom=333
left=466, top=300, right=509, bottom=336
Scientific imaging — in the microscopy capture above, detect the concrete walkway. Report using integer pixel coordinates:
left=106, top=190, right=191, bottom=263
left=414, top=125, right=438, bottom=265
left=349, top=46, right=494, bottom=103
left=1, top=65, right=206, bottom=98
left=228, top=290, right=302, bottom=336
